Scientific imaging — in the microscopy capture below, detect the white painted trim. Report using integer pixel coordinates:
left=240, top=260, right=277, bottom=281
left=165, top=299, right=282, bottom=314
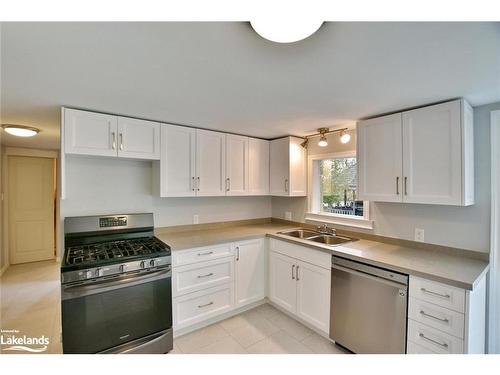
left=489, top=110, right=500, bottom=354
left=306, top=151, right=371, bottom=229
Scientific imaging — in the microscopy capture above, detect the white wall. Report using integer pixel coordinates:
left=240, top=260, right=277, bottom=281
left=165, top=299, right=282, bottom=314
left=0, top=131, right=4, bottom=271
left=60, top=155, right=272, bottom=228
left=273, top=102, right=500, bottom=253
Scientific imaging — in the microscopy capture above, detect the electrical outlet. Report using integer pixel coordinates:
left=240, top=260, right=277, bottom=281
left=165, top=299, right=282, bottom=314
left=285, top=211, right=292, bottom=221
left=193, top=214, right=199, bottom=224
left=415, top=228, right=425, bottom=242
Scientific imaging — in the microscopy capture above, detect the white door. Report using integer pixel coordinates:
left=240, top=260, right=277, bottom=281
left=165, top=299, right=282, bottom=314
left=357, top=113, right=403, bottom=202
left=270, top=137, right=289, bottom=196
left=268, top=251, right=297, bottom=314
left=402, top=100, right=462, bottom=205
left=225, top=134, right=249, bottom=195
left=296, top=260, right=331, bottom=333
left=117, top=117, right=160, bottom=160
left=8, top=156, right=55, bottom=264
left=235, top=239, right=266, bottom=307
left=196, top=129, right=226, bottom=196
left=288, top=136, right=307, bottom=196
left=248, top=138, right=270, bottom=195
left=160, top=124, right=196, bottom=197
left=64, top=108, right=117, bottom=157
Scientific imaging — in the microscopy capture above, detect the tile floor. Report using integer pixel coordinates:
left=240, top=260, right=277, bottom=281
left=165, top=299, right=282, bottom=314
left=1, top=260, right=347, bottom=354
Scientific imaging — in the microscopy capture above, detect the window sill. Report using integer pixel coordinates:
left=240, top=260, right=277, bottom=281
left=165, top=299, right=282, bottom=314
left=304, top=212, right=374, bottom=230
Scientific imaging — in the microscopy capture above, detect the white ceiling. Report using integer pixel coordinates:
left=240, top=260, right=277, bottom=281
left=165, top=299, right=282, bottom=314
left=1, top=22, right=499, bottom=149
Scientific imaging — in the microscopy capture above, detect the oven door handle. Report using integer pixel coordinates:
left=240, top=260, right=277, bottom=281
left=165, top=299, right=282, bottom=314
left=62, top=268, right=171, bottom=300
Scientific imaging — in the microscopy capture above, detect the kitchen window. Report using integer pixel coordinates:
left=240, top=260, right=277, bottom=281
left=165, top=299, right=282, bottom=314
left=306, top=152, right=373, bottom=229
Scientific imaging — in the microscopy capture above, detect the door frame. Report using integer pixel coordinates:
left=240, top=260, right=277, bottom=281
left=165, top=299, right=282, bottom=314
left=2, top=147, right=59, bottom=267
left=490, top=110, right=500, bottom=353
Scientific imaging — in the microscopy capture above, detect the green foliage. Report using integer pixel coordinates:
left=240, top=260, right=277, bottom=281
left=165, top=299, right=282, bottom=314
left=320, top=157, right=357, bottom=206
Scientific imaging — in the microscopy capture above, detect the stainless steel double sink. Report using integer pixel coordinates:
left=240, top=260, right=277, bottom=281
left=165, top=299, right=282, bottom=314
left=277, top=229, right=357, bottom=246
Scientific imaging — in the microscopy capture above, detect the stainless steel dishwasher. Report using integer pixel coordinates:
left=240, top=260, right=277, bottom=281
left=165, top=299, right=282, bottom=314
left=330, top=256, right=408, bottom=354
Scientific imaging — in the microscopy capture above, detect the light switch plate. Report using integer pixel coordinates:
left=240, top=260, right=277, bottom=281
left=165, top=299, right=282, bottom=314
left=285, top=211, right=292, bottom=221
left=415, top=228, right=425, bottom=242
left=193, top=214, right=199, bottom=224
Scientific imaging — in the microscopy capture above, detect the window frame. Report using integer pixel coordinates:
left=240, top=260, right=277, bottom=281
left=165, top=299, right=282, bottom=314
left=305, top=151, right=374, bottom=230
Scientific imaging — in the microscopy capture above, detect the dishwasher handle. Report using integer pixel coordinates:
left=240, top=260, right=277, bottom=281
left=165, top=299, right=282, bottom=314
left=332, top=263, right=408, bottom=291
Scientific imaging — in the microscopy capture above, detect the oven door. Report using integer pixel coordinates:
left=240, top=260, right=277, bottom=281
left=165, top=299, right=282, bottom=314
left=61, top=268, right=172, bottom=354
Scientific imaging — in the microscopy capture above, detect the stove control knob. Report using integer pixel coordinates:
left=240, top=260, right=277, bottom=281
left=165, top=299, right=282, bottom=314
left=84, top=270, right=92, bottom=279
left=140, top=261, right=146, bottom=269
left=149, top=259, right=156, bottom=268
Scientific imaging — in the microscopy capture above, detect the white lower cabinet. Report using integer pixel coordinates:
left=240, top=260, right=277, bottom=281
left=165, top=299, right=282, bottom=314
left=234, top=239, right=266, bottom=308
left=268, top=240, right=331, bottom=334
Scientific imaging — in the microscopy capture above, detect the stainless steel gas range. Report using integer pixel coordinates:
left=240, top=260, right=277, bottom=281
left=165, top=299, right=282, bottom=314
left=60, top=213, right=173, bottom=354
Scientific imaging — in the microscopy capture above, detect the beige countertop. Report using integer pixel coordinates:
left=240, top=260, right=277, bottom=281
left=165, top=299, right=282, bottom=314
left=155, top=222, right=489, bottom=290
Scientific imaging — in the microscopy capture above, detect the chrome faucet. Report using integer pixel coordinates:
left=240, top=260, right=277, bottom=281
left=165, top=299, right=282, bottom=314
left=316, top=224, right=336, bottom=235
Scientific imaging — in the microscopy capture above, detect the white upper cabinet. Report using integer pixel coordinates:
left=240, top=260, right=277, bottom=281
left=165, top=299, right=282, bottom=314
left=117, top=117, right=160, bottom=160
left=225, top=134, right=249, bottom=195
left=248, top=138, right=270, bottom=195
left=270, top=136, right=307, bottom=197
left=357, top=99, right=474, bottom=206
left=196, top=129, right=226, bottom=196
left=402, top=100, right=473, bottom=205
left=159, top=124, right=196, bottom=197
left=64, top=108, right=118, bottom=157
left=357, top=113, right=403, bottom=202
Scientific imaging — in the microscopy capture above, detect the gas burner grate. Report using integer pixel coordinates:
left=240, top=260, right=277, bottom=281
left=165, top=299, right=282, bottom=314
left=65, top=237, right=169, bottom=266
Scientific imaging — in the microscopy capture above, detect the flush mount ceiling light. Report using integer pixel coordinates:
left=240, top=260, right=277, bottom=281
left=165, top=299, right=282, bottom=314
left=299, top=127, right=351, bottom=149
left=2, top=124, right=40, bottom=137
left=250, top=20, right=323, bottom=43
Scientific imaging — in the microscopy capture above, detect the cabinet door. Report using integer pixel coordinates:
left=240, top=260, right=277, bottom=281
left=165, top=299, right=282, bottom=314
left=269, top=137, right=289, bottom=196
left=268, top=251, right=297, bottom=314
left=64, top=109, right=117, bottom=157
left=248, top=138, right=270, bottom=195
left=160, top=124, right=196, bottom=197
left=234, top=239, right=265, bottom=307
left=117, top=117, right=160, bottom=160
left=225, top=134, right=249, bottom=195
left=196, top=129, right=226, bottom=196
left=402, top=100, right=462, bottom=205
left=288, top=136, right=307, bottom=196
left=357, top=113, right=403, bottom=202
left=296, top=260, right=331, bottom=333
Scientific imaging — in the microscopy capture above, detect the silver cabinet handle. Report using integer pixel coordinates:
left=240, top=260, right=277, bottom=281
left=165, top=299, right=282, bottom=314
left=284, top=179, right=289, bottom=193
left=296, top=265, right=300, bottom=281
left=420, top=287, right=451, bottom=299
left=197, top=251, right=214, bottom=256
left=192, top=177, right=195, bottom=191
left=419, top=310, right=449, bottom=323
left=197, top=177, right=200, bottom=191
left=111, top=132, right=116, bottom=150
left=404, top=177, right=408, bottom=195
left=197, top=273, right=214, bottom=279
left=236, top=246, right=240, bottom=261
left=292, top=264, right=295, bottom=280
left=418, top=333, right=448, bottom=348
left=226, top=178, right=230, bottom=192
left=198, top=302, right=214, bottom=308
left=119, top=133, right=124, bottom=150
left=396, top=176, right=399, bottom=195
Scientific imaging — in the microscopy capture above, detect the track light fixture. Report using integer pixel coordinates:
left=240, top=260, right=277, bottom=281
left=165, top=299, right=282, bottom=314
left=299, top=127, right=351, bottom=149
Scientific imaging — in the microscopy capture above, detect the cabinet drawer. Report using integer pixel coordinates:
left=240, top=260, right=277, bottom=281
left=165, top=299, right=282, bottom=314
left=173, top=243, right=233, bottom=267
left=270, top=239, right=330, bottom=269
left=408, top=319, right=464, bottom=354
left=409, top=276, right=465, bottom=313
left=172, top=257, right=234, bottom=297
left=407, top=340, right=437, bottom=354
left=409, top=297, right=464, bottom=338
left=173, top=284, right=234, bottom=330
